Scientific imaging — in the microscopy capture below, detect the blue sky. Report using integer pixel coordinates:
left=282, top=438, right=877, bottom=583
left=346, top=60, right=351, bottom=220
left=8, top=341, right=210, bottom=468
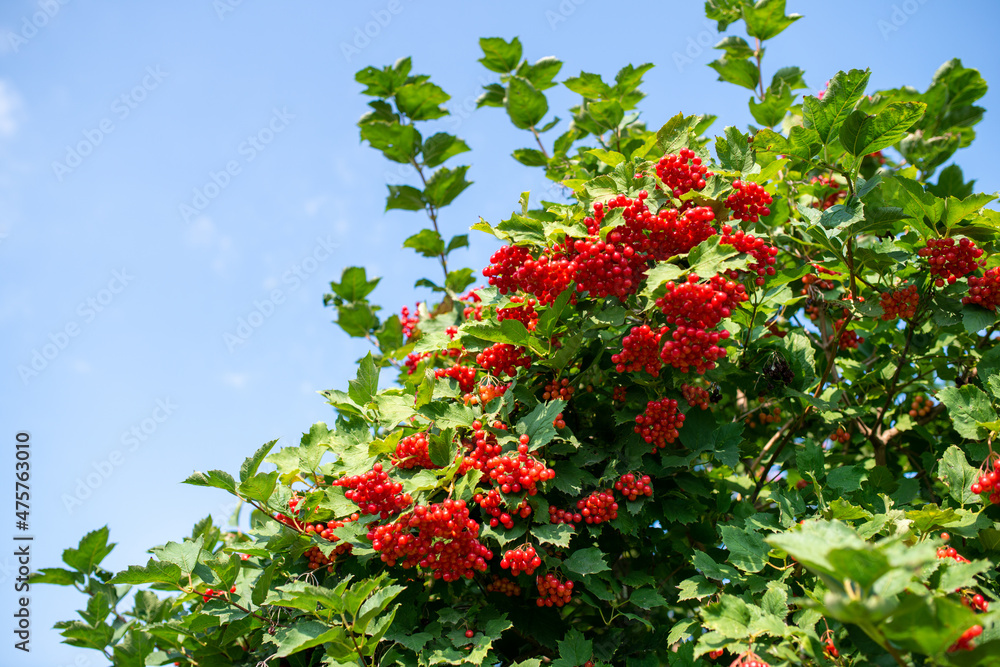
left=1, top=1, right=998, bottom=664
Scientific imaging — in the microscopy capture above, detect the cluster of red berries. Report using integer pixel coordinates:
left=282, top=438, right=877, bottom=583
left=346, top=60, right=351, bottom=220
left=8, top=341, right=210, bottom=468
left=658, top=318, right=732, bottom=374
left=334, top=462, right=412, bottom=519
left=459, top=420, right=505, bottom=473
left=962, top=593, right=990, bottom=613
left=908, top=394, right=934, bottom=418
left=575, top=489, right=618, bottom=524
left=304, top=543, right=351, bottom=572
left=829, top=427, right=850, bottom=444
left=823, top=641, right=839, bottom=659
left=682, top=383, right=710, bottom=410
left=720, top=226, right=779, bottom=286
left=570, top=236, right=648, bottom=301
left=485, top=575, right=521, bottom=596
left=400, top=304, right=421, bottom=339
left=964, top=267, right=1000, bottom=311
left=949, top=625, right=983, bottom=653
left=730, top=652, right=771, bottom=667
left=368, top=500, right=492, bottom=581
left=918, top=237, right=985, bottom=287
left=810, top=175, right=845, bottom=210
left=614, top=472, right=652, bottom=501
left=483, top=244, right=575, bottom=306
left=641, top=204, right=717, bottom=261
left=746, top=407, right=780, bottom=430
left=500, top=545, right=542, bottom=576
left=548, top=506, right=583, bottom=526
left=725, top=180, right=772, bottom=222
left=435, top=365, right=477, bottom=394
left=969, top=457, right=1000, bottom=502
left=201, top=586, right=236, bottom=602
left=476, top=343, right=532, bottom=378
left=612, top=325, right=664, bottom=376
left=542, top=377, right=575, bottom=401
left=612, top=386, right=627, bottom=403
left=497, top=296, right=538, bottom=331
left=552, top=412, right=567, bottom=429
left=474, top=488, right=532, bottom=529
left=535, top=572, right=574, bottom=607
left=634, top=398, right=685, bottom=451
left=462, top=382, right=509, bottom=407
left=708, top=649, right=724, bottom=660
left=274, top=495, right=304, bottom=529
left=832, top=311, right=863, bottom=350
left=461, top=289, right=484, bottom=321
left=655, top=148, right=712, bottom=197
left=657, top=274, right=747, bottom=330
left=484, top=445, right=554, bottom=496
left=879, top=285, right=919, bottom=321
left=937, top=546, right=971, bottom=563
left=393, top=432, right=439, bottom=470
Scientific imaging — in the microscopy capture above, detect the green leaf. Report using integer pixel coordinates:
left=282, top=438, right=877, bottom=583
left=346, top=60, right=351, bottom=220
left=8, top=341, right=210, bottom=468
left=937, top=385, right=997, bottom=439
left=348, top=352, right=380, bottom=406
left=946, top=192, right=999, bottom=228
left=587, top=148, right=626, bottom=167
left=327, top=266, right=381, bottom=303
left=359, top=121, right=419, bottom=164
left=265, top=620, right=347, bottom=658
left=689, top=235, right=751, bottom=278
left=335, top=302, right=379, bottom=337
left=963, top=305, right=995, bottom=334
left=516, top=400, right=566, bottom=450
left=766, top=520, right=867, bottom=578
left=532, top=523, right=575, bottom=548
left=630, top=588, right=667, bottom=610
left=62, top=526, right=115, bottom=575
left=715, top=126, right=755, bottom=172
left=355, top=57, right=411, bottom=98
left=446, top=268, right=475, bottom=293
left=512, top=148, right=549, bottom=167
left=839, top=102, right=927, bottom=156
left=29, top=567, right=84, bottom=586
left=240, top=440, right=277, bottom=483
left=677, top=576, right=717, bottom=601
left=826, top=465, right=865, bottom=493
left=749, top=82, right=794, bottom=128
left=937, top=445, right=981, bottom=506
left=742, top=0, right=802, bottom=40
left=803, top=68, right=870, bottom=145
left=563, top=547, right=610, bottom=576
left=551, top=629, right=593, bottom=667
left=446, top=234, right=469, bottom=254
left=424, top=165, right=472, bottom=208
left=719, top=525, right=770, bottom=573
left=708, top=57, right=760, bottom=91
left=588, top=99, right=624, bottom=130
left=395, top=81, right=449, bottom=121
left=184, top=469, right=237, bottom=494
left=478, top=37, right=522, bottom=74
left=563, top=72, right=612, bottom=99
left=881, top=595, right=980, bottom=657
left=505, top=76, right=548, bottom=130
left=713, top=35, right=754, bottom=60
left=519, top=56, right=563, bottom=91
left=403, top=229, right=445, bottom=258
left=421, top=133, right=470, bottom=169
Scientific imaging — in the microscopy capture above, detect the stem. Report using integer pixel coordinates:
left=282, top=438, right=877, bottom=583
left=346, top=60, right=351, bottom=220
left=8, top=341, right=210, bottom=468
left=754, top=38, right=765, bottom=101
left=530, top=125, right=551, bottom=159
left=410, top=159, right=450, bottom=287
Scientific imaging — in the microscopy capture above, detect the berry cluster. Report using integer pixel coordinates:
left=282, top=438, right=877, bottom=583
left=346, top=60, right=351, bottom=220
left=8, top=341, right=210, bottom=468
left=832, top=311, right=863, bottom=349
left=937, top=546, right=971, bottom=563
left=535, top=572, right=574, bottom=607
left=552, top=412, right=567, bottom=429
left=829, top=427, right=850, bottom=444
left=542, top=377, right=575, bottom=401
left=485, top=575, right=522, bottom=596
left=334, top=463, right=412, bottom=519
left=731, top=652, right=771, bottom=667
left=908, top=394, right=934, bottom=418
left=500, top=545, right=542, bottom=576
left=462, top=382, right=509, bottom=407
left=682, top=383, right=710, bottom=410
left=614, top=472, right=652, bottom=501
left=970, top=457, right=1000, bottom=503
left=643, top=205, right=717, bottom=261
left=393, top=432, right=439, bottom=470
left=497, top=296, right=538, bottom=331
left=570, top=236, right=647, bottom=301
left=476, top=343, right=532, bottom=378
left=435, top=365, right=477, bottom=394
left=612, top=386, right=628, bottom=403
left=612, top=325, right=664, bottom=376
left=656, top=274, right=745, bottom=373
left=725, top=180, right=772, bottom=222
left=484, top=451, right=554, bottom=496
left=274, top=495, right=303, bottom=529
left=655, top=149, right=712, bottom=197
left=918, top=237, right=985, bottom=287
left=746, top=406, right=781, bottom=429
left=719, top=226, right=779, bottom=286
left=823, top=642, right=839, bottom=659
left=658, top=320, right=732, bottom=374
left=461, top=289, right=484, bottom=321
left=201, top=586, right=236, bottom=602
left=400, top=304, right=421, bottom=339
left=761, top=355, right=794, bottom=393
left=948, top=625, right=983, bottom=653
left=548, top=505, right=582, bottom=526
left=962, top=593, right=990, bottom=613
left=809, top=175, right=845, bottom=210
left=368, top=500, right=493, bottom=581
left=964, top=267, right=1000, bottom=310
left=474, top=488, right=531, bottom=529
left=575, top=489, right=618, bottom=524
left=304, top=542, right=351, bottom=573
left=634, top=398, right=685, bottom=451
left=483, top=244, right=575, bottom=306
left=459, top=420, right=505, bottom=473
left=879, top=285, right=919, bottom=320
left=708, top=649, right=724, bottom=660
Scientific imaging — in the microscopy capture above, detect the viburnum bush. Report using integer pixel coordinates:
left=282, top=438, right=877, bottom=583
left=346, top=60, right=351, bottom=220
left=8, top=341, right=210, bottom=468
left=35, top=2, right=1000, bottom=666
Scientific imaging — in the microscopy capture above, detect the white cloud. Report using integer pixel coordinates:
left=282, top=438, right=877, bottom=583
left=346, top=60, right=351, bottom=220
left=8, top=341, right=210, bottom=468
left=222, top=372, right=249, bottom=389
left=0, top=80, right=23, bottom=137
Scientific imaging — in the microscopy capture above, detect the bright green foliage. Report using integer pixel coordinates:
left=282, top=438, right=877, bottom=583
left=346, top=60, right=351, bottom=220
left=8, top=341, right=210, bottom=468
left=36, top=2, right=1000, bottom=666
